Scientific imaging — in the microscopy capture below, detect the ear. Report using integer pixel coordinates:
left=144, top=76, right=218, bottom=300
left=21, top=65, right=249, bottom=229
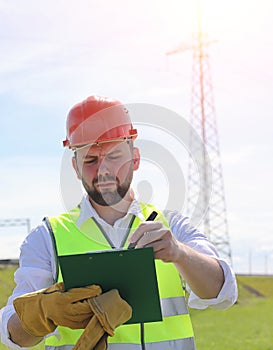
left=133, top=147, right=140, bottom=170
left=72, top=156, right=82, bottom=180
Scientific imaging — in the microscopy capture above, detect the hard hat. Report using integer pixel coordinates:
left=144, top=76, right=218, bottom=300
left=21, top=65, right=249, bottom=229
left=63, top=95, right=138, bottom=149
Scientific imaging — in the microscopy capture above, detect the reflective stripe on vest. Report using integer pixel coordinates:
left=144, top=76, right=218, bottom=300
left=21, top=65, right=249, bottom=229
left=44, top=203, right=195, bottom=349
left=45, top=338, right=195, bottom=350
left=161, top=296, right=189, bottom=317
left=45, top=337, right=196, bottom=350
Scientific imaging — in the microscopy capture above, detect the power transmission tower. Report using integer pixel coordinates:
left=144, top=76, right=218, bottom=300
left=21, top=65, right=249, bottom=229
left=166, top=4, right=232, bottom=263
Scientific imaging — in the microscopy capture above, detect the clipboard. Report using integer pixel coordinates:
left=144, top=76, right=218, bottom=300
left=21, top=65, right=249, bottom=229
left=58, top=247, right=162, bottom=324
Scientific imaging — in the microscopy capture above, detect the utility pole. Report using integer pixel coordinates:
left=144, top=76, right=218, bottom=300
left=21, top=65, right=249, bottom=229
left=249, top=249, right=252, bottom=275
left=166, top=1, right=232, bottom=263
left=264, top=253, right=268, bottom=275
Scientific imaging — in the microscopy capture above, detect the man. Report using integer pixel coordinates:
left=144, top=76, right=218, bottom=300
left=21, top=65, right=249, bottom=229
left=0, top=95, right=238, bottom=350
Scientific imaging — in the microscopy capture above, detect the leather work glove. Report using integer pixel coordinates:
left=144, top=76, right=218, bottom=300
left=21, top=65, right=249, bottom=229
left=13, top=282, right=102, bottom=337
left=73, top=289, right=132, bottom=350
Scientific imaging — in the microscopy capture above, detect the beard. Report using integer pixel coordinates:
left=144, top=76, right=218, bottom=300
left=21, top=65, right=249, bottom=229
left=82, top=169, right=133, bottom=207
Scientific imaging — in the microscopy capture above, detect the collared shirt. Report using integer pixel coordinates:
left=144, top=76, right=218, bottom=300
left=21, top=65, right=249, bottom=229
left=0, top=196, right=238, bottom=349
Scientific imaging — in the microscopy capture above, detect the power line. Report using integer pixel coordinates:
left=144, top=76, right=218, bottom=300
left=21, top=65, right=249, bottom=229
left=0, top=218, right=31, bottom=233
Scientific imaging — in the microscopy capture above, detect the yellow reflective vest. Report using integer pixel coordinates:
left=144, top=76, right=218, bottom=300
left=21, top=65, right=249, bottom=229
left=44, top=203, right=195, bottom=350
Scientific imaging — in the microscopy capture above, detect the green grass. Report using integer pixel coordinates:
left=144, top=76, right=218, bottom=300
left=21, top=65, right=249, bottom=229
left=191, top=298, right=273, bottom=349
left=0, top=265, right=44, bottom=350
left=0, top=265, right=17, bottom=309
left=1, top=267, right=273, bottom=349
left=190, top=275, right=273, bottom=350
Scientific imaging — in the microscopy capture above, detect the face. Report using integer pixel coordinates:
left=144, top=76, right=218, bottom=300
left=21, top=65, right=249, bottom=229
left=73, top=141, right=140, bottom=207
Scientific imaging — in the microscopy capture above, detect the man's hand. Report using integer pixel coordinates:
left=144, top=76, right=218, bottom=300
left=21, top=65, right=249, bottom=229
left=13, top=282, right=102, bottom=337
left=128, top=221, right=181, bottom=263
left=129, top=221, right=224, bottom=299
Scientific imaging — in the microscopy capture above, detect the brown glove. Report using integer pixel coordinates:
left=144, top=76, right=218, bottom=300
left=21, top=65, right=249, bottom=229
left=73, top=289, right=132, bottom=350
left=94, top=334, right=108, bottom=350
left=13, top=282, right=102, bottom=337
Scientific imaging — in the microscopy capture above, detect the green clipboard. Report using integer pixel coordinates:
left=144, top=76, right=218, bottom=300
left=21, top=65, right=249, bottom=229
left=58, top=247, right=162, bottom=324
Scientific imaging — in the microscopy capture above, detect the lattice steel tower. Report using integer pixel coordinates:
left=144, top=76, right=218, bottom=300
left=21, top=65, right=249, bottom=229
left=167, top=5, right=232, bottom=262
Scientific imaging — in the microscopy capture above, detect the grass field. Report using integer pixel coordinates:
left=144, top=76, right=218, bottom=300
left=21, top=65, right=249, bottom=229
left=191, top=274, right=273, bottom=349
left=1, top=265, right=273, bottom=349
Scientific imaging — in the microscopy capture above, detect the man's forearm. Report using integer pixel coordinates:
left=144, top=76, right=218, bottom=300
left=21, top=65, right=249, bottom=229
left=8, top=313, right=43, bottom=348
left=175, top=242, right=224, bottom=299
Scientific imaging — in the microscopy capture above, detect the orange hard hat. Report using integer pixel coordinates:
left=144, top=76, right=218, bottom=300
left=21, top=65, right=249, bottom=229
left=63, top=95, right=138, bottom=149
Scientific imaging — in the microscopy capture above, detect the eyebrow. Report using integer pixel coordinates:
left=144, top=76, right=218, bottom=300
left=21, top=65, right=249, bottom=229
left=83, top=149, right=122, bottom=159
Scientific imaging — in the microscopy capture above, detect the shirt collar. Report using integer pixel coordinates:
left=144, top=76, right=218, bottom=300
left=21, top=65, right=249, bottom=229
left=77, top=194, right=145, bottom=228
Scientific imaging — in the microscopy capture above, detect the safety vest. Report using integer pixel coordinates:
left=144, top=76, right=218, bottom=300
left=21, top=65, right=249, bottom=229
left=44, top=203, right=195, bottom=350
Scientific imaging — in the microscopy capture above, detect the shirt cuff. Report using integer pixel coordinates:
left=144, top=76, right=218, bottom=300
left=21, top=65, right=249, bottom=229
left=188, top=258, right=238, bottom=310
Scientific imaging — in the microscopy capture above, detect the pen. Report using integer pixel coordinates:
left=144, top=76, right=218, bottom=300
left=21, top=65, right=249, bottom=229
left=127, top=211, right=158, bottom=249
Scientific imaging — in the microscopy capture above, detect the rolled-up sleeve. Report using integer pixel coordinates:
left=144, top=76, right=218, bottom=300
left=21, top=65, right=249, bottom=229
left=165, top=210, right=238, bottom=310
left=188, top=258, right=238, bottom=309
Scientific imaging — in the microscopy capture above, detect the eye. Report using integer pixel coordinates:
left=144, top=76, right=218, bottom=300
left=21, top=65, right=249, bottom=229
left=83, top=158, right=97, bottom=165
left=108, top=155, right=120, bottom=160
left=107, top=153, right=122, bottom=161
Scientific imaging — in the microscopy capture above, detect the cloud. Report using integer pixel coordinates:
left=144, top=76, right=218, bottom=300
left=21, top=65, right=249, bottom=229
left=0, top=155, right=63, bottom=223
left=222, top=145, right=259, bottom=166
left=0, top=229, right=24, bottom=259
left=0, top=0, right=273, bottom=273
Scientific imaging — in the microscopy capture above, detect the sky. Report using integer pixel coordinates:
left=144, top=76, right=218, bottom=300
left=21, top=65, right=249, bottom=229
left=0, top=0, right=272, bottom=274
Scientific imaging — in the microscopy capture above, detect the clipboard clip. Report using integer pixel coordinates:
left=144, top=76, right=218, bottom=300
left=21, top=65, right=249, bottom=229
left=128, top=211, right=158, bottom=249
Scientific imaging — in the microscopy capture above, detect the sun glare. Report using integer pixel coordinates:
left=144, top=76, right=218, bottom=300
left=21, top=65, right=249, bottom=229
left=194, top=0, right=270, bottom=41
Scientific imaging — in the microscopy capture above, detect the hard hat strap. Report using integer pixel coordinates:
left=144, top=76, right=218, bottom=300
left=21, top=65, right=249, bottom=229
left=71, top=137, right=134, bottom=151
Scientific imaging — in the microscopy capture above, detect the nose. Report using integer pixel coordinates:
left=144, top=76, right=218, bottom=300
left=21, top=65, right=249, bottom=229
left=97, top=157, right=110, bottom=177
